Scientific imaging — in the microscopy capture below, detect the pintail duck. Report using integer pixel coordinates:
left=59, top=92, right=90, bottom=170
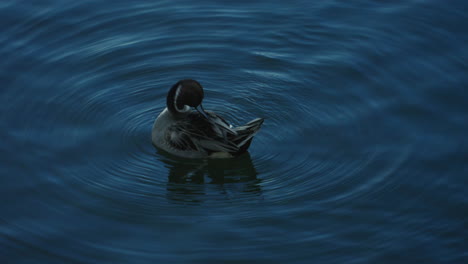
left=152, top=79, right=264, bottom=158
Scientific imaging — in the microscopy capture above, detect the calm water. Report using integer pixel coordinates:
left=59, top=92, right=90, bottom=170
left=1, top=0, right=467, bottom=263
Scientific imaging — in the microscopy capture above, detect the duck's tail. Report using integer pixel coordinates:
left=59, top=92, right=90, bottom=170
left=231, top=118, right=264, bottom=155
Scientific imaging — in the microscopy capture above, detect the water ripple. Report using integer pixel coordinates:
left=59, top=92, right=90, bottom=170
left=1, top=0, right=466, bottom=263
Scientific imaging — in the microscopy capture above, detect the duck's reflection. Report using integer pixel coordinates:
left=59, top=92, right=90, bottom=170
left=158, top=150, right=262, bottom=204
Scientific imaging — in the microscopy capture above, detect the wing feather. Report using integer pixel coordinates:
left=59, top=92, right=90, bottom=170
left=166, top=114, right=240, bottom=154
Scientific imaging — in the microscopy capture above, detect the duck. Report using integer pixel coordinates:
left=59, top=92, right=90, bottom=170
left=152, top=79, right=264, bottom=158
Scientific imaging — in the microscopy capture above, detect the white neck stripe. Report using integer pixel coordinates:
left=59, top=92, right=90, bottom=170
left=174, top=84, right=190, bottom=113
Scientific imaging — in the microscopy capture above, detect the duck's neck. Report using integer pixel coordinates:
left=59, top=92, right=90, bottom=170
left=166, top=83, right=190, bottom=116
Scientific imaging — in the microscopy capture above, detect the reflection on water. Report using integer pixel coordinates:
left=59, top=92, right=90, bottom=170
left=160, top=151, right=262, bottom=204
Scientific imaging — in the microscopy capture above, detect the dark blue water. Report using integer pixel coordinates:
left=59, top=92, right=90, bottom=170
left=1, top=0, right=467, bottom=263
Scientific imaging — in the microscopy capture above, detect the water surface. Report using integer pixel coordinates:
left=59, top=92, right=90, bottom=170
left=1, top=0, right=467, bottom=263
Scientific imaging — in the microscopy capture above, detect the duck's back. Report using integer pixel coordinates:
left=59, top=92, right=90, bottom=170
left=152, top=108, right=263, bottom=158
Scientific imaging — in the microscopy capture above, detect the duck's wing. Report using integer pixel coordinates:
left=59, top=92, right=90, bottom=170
left=232, top=118, right=264, bottom=146
left=205, top=112, right=238, bottom=138
left=166, top=113, right=240, bottom=154
left=229, top=118, right=264, bottom=154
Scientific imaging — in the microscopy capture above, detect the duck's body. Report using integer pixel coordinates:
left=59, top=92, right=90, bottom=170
left=151, top=79, right=264, bottom=159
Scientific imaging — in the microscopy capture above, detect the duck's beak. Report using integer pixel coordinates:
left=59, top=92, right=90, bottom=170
left=195, top=104, right=210, bottom=120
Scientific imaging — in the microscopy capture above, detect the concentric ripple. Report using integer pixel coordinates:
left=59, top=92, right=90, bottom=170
left=1, top=0, right=467, bottom=263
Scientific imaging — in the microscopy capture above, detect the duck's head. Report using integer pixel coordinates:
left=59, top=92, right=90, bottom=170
left=167, top=79, right=210, bottom=118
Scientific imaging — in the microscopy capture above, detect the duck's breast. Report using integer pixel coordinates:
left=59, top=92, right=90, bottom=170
left=151, top=108, right=173, bottom=148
